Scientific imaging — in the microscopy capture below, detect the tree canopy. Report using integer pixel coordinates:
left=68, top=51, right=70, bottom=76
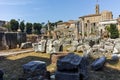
left=4, top=19, right=64, bottom=35
left=33, top=23, right=42, bottom=34
left=10, top=19, right=19, bottom=31
left=109, top=24, right=119, bottom=39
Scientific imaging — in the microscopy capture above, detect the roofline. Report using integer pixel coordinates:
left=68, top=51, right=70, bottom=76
left=79, top=14, right=101, bottom=18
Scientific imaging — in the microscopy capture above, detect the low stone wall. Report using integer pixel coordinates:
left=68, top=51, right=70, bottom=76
left=0, top=32, right=6, bottom=50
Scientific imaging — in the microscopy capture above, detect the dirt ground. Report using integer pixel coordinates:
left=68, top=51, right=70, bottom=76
left=0, top=51, right=120, bottom=80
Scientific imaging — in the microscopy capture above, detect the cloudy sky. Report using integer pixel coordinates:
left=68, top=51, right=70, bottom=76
left=0, top=0, right=120, bottom=23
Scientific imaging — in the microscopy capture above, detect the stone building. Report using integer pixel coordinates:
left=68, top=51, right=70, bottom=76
left=79, top=4, right=113, bottom=38
left=55, top=20, right=80, bottom=40
left=54, top=4, right=113, bottom=40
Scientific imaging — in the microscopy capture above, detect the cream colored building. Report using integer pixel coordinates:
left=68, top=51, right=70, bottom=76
left=79, top=4, right=113, bottom=36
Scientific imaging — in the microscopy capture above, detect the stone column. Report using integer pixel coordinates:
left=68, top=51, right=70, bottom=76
left=47, top=20, right=50, bottom=31
left=80, top=18, right=85, bottom=40
left=87, top=20, right=91, bottom=37
left=47, top=20, right=50, bottom=39
left=87, top=21, right=89, bottom=38
left=78, top=21, right=82, bottom=40
left=74, top=22, right=79, bottom=40
left=89, top=23, right=91, bottom=35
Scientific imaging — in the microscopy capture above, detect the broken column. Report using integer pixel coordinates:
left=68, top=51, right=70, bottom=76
left=52, top=40, right=62, bottom=53
left=37, top=40, right=47, bottom=52
left=46, top=39, right=53, bottom=53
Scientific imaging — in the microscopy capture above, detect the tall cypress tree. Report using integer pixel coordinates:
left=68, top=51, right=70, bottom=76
left=20, top=21, right=25, bottom=32
left=26, top=22, right=32, bottom=34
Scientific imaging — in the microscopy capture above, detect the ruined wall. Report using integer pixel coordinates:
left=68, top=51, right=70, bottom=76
left=5, top=32, right=18, bottom=49
left=0, top=32, right=6, bottom=50
left=0, top=32, right=27, bottom=50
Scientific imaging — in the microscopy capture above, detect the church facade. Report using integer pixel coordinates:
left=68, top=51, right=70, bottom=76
left=79, top=4, right=113, bottom=37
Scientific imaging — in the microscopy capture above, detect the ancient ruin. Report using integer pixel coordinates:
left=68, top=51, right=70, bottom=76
left=0, top=0, right=120, bottom=80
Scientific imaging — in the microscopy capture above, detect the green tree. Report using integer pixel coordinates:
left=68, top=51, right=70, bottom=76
left=20, top=21, right=25, bottom=32
left=26, top=22, right=32, bottom=34
left=109, top=24, right=119, bottom=39
left=10, top=19, right=19, bottom=31
left=33, top=23, right=42, bottom=34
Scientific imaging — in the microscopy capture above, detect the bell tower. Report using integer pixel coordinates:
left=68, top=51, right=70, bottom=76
left=95, top=0, right=99, bottom=14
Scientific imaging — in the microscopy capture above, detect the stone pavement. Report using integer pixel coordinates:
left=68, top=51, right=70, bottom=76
left=0, top=49, right=34, bottom=56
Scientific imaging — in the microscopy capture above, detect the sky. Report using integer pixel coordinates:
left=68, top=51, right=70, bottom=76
left=0, top=0, right=120, bottom=23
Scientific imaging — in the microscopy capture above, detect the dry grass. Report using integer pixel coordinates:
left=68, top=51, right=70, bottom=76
left=0, top=51, right=120, bottom=80
left=0, top=52, right=52, bottom=79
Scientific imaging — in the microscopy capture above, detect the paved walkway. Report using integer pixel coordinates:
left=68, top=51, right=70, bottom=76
left=0, top=49, right=34, bottom=56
